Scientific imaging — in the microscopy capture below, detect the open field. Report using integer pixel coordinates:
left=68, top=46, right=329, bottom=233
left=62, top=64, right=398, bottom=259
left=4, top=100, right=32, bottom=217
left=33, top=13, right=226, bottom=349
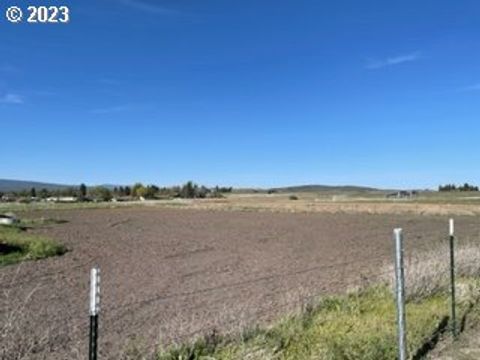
left=1, top=205, right=480, bottom=359
left=2, top=191, right=480, bottom=216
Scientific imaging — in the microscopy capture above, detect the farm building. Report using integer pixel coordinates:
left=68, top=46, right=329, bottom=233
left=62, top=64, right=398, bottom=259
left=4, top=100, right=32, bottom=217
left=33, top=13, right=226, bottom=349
left=46, top=196, right=78, bottom=203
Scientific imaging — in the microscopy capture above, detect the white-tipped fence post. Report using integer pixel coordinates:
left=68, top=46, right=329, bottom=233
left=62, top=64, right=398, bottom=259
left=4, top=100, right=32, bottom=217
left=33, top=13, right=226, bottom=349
left=393, top=228, right=407, bottom=360
left=449, top=219, right=457, bottom=338
left=89, top=266, right=100, bottom=360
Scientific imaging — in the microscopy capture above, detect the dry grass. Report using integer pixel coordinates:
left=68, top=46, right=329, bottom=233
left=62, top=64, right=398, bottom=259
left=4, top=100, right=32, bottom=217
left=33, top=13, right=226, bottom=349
left=148, top=194, right=480, bottom=216
left=2, top=193, right=480, bottom=216
left=381, top=238, right=480, bottom=301
left=0, top=265, right=84, bottom=360
left=0, top=266, right=49, bottom=360
left=151, top=241, right=480, bottom=359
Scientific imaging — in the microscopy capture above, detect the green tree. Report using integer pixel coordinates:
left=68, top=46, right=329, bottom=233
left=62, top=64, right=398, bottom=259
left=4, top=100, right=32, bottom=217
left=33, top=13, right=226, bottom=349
left=136, top=186, right=148, bottom=198
left=144, top=185, right=159, bottom=199
left=180, top=181, right=194, bottom=198
left=91, top=186, right=112, bottom=201
left=79, top=183, right=87, bottom=199
left=18, top=189, right=29, bottom=197
left=39, top=188, right=49, bottom=199
left=30, top=187, right=37, bottom=198
left=132, top=183, right=146, bottom=198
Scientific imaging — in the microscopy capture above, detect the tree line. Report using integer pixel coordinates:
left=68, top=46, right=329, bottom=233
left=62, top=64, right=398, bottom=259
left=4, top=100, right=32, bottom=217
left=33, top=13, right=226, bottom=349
left=0, top=182, right=233, bottom=202
left=438, top=183, right=479, bottom=192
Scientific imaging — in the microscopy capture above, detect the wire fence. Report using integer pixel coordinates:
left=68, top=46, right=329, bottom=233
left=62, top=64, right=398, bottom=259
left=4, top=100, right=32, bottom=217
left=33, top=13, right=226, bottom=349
left=1, top=218, right=478, bottom=359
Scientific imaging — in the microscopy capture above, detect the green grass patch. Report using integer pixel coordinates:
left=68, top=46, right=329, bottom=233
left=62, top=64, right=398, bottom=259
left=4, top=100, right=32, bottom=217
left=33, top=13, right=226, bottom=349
left=19, top=217, right=69, bottom=228
left=155, top=286, right=450, bottom=360
left=0, top=225, right=66, bottom=266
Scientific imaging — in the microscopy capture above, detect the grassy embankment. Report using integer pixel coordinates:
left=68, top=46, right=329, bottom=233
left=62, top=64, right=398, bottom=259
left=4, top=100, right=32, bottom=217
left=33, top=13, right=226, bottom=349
left=0, top=219, right=66, bottom=266
left=151, top=287, right=450, bottom=360
left=148, top=242, right=480, bottom=360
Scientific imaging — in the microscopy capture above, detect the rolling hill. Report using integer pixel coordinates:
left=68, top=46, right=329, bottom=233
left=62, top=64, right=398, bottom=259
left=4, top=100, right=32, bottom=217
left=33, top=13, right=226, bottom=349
left=270, top=184, right=383, bottom=193
left=0, top=179, right=388, bottom=194
left=0, top=179, right=71, bottom=192
left=0, top=179, right=127, bottom=192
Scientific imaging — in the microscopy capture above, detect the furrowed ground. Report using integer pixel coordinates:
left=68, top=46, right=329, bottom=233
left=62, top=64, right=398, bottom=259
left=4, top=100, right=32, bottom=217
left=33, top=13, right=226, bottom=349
left=1, top=199, right=480, bottom=359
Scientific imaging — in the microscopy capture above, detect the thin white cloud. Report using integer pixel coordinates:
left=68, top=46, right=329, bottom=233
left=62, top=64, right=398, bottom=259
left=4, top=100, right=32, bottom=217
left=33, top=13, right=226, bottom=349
left=90, top=105, right=129, bottom=114
left=0, top=93, right=24, bottom=104
left=366, top=52, right=421, bottom=69
left=119, top=0, right=178, bottom=15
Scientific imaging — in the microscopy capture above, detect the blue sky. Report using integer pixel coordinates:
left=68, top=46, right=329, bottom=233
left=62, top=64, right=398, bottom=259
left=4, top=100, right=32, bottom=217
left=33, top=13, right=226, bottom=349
left=1, top=0, right=480, bottom=189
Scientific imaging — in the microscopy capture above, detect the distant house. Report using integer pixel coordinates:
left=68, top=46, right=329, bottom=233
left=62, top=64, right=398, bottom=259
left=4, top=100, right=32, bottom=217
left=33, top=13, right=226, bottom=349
left=46, top=196, right=78, bottom=203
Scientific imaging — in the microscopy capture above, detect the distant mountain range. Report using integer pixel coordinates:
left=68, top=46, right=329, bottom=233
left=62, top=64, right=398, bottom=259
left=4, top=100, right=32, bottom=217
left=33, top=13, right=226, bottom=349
left=0, top=179, right=71, bottom=192
left=269, top=184, right=384, bottom=193
left=0, top=179, right=119, bottom=192
left=0, top=179, right=387, bottom=193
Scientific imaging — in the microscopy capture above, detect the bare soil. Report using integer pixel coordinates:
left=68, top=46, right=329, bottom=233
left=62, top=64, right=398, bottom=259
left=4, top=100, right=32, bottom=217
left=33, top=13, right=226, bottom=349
left=1, top=207, right=479, bottom=359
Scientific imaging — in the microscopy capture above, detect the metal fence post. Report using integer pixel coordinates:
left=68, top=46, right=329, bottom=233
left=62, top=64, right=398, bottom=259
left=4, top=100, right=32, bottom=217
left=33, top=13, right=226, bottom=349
left=393, top=228, right=407, bottom=360
left=449, top=219, right=457, bottom=339
left=89, top=266, right=100, bottom=360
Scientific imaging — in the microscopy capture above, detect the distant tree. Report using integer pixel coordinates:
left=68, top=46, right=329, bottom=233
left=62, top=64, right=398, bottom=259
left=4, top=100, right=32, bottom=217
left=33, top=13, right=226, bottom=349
left=459, top=183, right=479, bottom=192
left=90, top=186, right=112, bottom=201
left=30, top=187, right=37, bottom=198
left=132, top=183, right=141, bottom=196
left=124, top=186, right=131, bottom=196
left=79, top=183, right=87, bottom=199
left=61, top=187, right=77, bottom=197
left=196, top=186, right=210, bottom=198
left=39, top=188, right=50, bottom=199
left=132, top=183, right=146, bottom=198
left=136, top=186, right=148, bottom=198
left=439, top=184, right=456, bottom=192
left=18, top=189, right=29, bottom=197
left=180, top=181, right=196, bottom=198
left=214, top=185, right=233, bottom=193
left=144, top=185, right=159, bottom=199
left=439, top=183, right=479, bottom=192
